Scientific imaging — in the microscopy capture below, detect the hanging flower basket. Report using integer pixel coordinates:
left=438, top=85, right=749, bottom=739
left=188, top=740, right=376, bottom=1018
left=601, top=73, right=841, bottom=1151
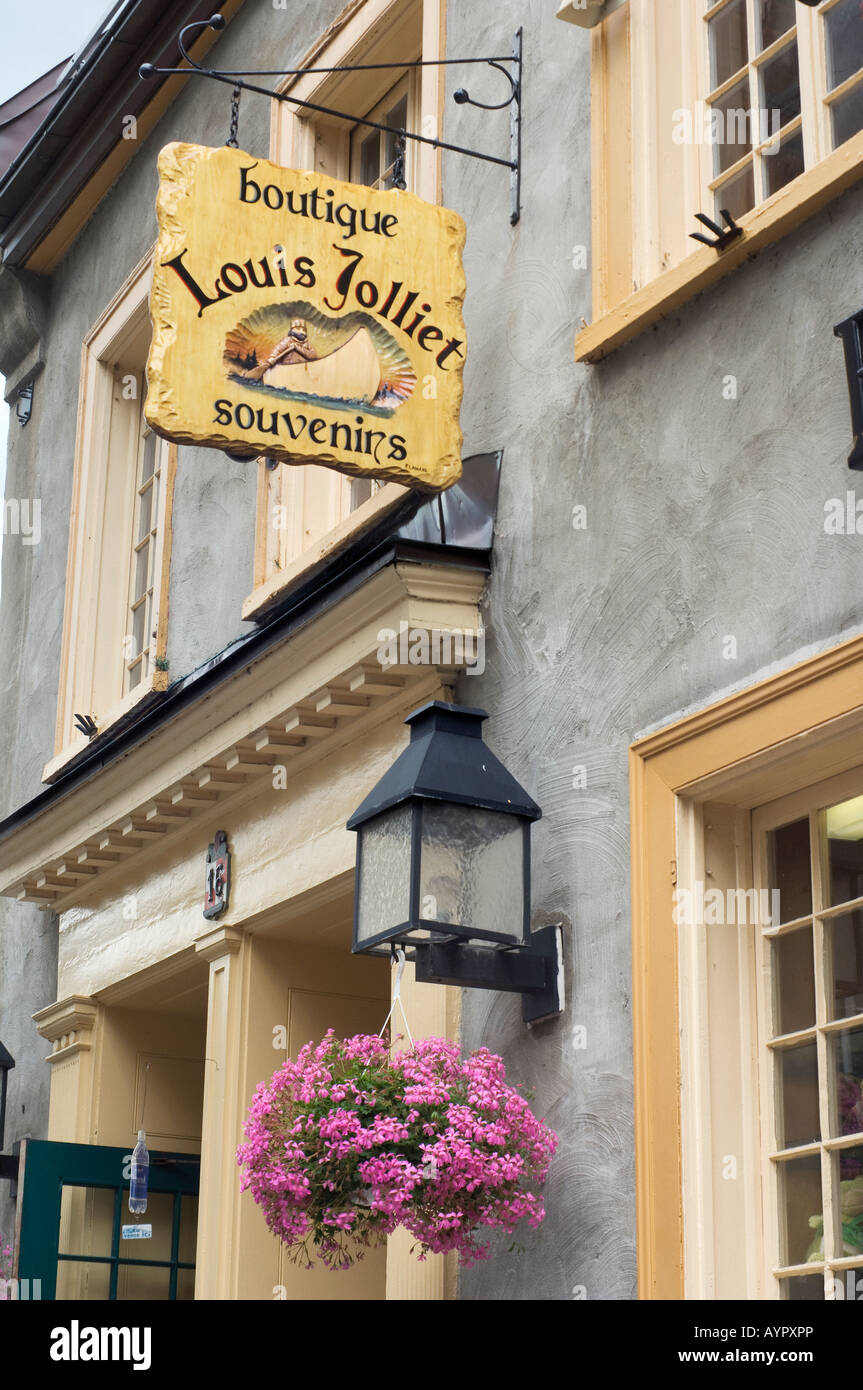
left=237, top=1031, right=557, bottom=1271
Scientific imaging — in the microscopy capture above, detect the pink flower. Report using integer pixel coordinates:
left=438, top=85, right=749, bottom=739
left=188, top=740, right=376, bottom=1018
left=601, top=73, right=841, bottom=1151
left=236, top=1032, right=557, bottom=1271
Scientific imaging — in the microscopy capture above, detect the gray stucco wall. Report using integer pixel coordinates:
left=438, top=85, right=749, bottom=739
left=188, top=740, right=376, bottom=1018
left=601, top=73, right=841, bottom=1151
left=2, top=0, right=863, bottom=1298
left=0, top=0, right=348, bottom=1262
left=445, top=2, right=863, bottom=1300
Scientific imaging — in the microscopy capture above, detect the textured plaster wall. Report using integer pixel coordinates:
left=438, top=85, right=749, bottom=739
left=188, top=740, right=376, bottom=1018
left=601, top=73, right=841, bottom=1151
left=0, top=0, right=346, bottom=1251
left=444, top=2, right=863, bottom=1301
left=2, top=0, right=863, bottom=1298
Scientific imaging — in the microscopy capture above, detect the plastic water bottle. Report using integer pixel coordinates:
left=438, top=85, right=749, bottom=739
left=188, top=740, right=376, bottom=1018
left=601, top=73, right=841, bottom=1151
left=129, top=1130, right=149, bottom=1215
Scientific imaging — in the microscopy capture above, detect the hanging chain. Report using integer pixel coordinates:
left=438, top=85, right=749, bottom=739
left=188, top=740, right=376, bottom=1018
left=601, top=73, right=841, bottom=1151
left=391, top=130, right=407, bottom=191
left=226, top=84, right=241, bottom=148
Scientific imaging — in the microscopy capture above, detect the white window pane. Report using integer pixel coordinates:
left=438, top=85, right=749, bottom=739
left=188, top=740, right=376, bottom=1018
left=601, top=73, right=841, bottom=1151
left=137, top=482, right=153, bottom=542
left=778, top=1042, right=820, bottom=1148
left=758, top=0, right=796, bottom=54
left=763, top=126, right=805, bottom=198
left=709, top=0, right=749, bottom=90
left=779, top=1272, right=824, bottom=1300
left=829, top=912, right=863, bottom=1021
left=140, top=429, right=157, bottom=482
left=133, top=543, right=149, bottom=602
left=767, top=817, right=812, bottom=922
left=826, top=0, right=863, bottom=92
left=383, top=93, right=409, bottom=188
left=712, top=76, right=753, bottom=174
left=777, top=1153, right=822, bottom=1266
left=826, top=794, right=863, bottom=906
left=831, top=80, right=863, bottom=149
left=833, top=1026, right=863, bottom=1139
left=760, top=39, right=801, bottom=130
left=773, top=926, right=816, bottom=1035
left=714, top=160, right=756, bottom=221
left=360, top=129, right=380, bottom=188
left=132, top=602, right=146, bottom=658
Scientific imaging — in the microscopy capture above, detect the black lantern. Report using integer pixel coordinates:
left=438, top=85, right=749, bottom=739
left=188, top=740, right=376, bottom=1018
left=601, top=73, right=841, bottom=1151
left=348, top=703, right=563, bottom=1023
left=0, top=1040, right=14, bottom=1152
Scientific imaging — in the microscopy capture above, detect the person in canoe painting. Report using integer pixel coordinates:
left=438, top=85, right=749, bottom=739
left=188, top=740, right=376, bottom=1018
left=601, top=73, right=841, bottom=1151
left=224, top=304, right=416, bottom=412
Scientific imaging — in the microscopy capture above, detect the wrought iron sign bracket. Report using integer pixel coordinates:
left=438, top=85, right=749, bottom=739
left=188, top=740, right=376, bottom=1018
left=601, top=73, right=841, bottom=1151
left=140, top=14, right=524, bottom=225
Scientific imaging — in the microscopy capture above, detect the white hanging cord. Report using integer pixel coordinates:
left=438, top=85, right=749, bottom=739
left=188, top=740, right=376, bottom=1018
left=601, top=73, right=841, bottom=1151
left=378, top=947, right=414, bottom=1049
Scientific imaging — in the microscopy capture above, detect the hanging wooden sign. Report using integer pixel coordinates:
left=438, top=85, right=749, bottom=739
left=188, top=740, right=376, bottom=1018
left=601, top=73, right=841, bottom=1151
left=145, top=143, right=466, bottom=491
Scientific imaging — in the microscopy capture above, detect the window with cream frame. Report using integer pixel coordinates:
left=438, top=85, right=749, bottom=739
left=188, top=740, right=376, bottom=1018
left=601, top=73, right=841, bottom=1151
left=576, top=0, right=863, bottom=362
left=48, top=250, right=175, bottom=780
left=243, top=0, right=444, bottom=621
left=629, top=636, right=863, bottom=1299
left=751, top=772, right=863, bottom=1300
left=661, top=749, right=863, bottom=1303
left=674, top=770, right=863, bottom=1301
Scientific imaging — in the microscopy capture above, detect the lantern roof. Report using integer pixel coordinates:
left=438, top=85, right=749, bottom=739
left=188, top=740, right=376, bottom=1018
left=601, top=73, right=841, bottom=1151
left=347, top=702, right=542, bottom=829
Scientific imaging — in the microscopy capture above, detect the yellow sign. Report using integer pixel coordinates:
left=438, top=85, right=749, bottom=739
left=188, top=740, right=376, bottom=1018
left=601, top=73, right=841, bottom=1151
left=145, top=143, right=466, bottom=491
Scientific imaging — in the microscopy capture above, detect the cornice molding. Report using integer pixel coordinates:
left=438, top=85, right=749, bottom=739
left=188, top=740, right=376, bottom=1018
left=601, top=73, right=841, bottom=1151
left=195, top=925, right=246, bottom=963
left=0, top=562, right=483, bottom=907
left=33, top=995, right=99, bottom=1061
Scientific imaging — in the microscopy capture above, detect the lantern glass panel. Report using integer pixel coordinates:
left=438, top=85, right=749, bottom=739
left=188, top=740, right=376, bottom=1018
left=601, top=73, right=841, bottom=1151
left=418, top=802, right=526, bottom=943
left=356, top=803, right=413, bottom=947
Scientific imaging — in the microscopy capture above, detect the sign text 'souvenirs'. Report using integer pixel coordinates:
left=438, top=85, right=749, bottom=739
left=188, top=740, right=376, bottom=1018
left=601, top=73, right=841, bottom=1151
left=145, top=144, right=467, bottom=490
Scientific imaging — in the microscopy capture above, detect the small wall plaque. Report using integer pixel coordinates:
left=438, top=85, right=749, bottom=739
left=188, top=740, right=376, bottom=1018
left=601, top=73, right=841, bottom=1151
left=204, top=830, right=230, bottom=920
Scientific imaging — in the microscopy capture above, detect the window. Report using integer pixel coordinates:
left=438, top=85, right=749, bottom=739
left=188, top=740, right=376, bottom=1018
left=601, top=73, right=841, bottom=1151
left=244, top=0, right=443, bottom=621
left=753, top=776, right=863, bottom=1299
left=125, top=409, right=168, bottom=694
left=704, top=0, right=804, bottom=219
left=702, top=0, right=863, bottom=223
left=48, top=251, right=174, bottom=779
left=346, top=73, right=419, bottom=513
left=574, top=0, right=863, bottom=361
left=351, top=73, right=417, bottom=191
left=629, top=631, right=863, bottom=1299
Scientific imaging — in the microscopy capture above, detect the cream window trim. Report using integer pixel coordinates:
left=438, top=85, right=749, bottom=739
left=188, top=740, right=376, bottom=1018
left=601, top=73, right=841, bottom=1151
left=630, top=631, right=863, bottom=1299
left=270, top=0, right=443, bottom=204
left=244, top=473, right=407, bottom=622
left=244, top=0, right=445, bottom=622
left=677, top=799, right=764, bottom=1300
left=49, top=247, right=175, bottom=781
left=349, top=70, right=418, bottom=189
left=5, top=561, right=486, bottom=911
left=577, top=123, right=863, bottom=362
left=579, top=0, right=863, bottom=362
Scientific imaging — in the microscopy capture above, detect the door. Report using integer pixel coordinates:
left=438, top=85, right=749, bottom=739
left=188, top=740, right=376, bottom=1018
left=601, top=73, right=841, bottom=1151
left=14, top=1138, right=199, bottom=1300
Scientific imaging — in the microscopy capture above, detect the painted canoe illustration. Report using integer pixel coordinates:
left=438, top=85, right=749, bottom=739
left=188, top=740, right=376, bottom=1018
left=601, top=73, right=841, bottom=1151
left=263, top=325, right=382, bottom=404
left=224, top=301, right=416, bottom=416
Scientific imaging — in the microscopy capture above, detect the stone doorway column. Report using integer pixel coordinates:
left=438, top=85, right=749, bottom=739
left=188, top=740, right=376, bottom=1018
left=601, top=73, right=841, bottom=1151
left=194, top=925, right=247, bottom=1299
left=32, top=996, right=101, bottom=1143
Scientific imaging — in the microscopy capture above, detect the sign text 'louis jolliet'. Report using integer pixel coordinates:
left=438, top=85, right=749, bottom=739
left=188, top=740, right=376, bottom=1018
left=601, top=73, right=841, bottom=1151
left=145, top=143, right=467, bottom=491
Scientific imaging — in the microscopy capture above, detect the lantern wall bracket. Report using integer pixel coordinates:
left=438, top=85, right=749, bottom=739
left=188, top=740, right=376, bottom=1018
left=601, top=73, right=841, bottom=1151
left=414, top=923, right=564, bottom=1027
left=139, top=14, right=523, bottom=225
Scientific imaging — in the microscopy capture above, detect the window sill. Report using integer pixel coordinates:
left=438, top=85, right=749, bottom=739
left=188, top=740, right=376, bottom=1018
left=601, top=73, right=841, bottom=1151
left=242, top=480, right=409, bottom=623
left=576, top=127, right=863, bottom=364
left=43, top=670, right=170, bottom=785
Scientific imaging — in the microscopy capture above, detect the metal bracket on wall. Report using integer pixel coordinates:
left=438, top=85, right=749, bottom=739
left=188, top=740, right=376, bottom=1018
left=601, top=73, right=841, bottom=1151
left=689, top=209, right=743, bottom=252
left=414, top=923, right=565, bottom=1027
left=140, top=14, right=524, bottom=226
